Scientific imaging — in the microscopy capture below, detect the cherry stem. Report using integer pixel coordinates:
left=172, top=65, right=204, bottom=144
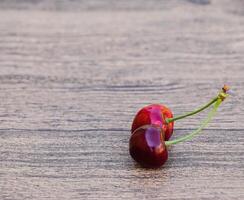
left=165, top=97, right=218, bottom=124
left=164, top=86, right=230, bottom=146
left=165, top=84, right=230, bottom=124
left=165, top=98, right=222, bottom=146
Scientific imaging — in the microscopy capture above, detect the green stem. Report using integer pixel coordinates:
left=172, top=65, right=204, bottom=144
left=165, top=99, right=222, bottom=146
left=165, top=97, right=218, bottom=124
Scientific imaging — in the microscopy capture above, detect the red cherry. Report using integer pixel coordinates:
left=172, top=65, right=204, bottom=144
left=129, top=125, right=168, bottom=168
left=131, top=104, right=174, bottom=141
left=129, top=86, right=230, bottom=168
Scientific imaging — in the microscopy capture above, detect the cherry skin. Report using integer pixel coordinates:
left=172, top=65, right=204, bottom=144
left=129, top=125, right=168, bottom=168
left=131, top=104, right=174, bottom=141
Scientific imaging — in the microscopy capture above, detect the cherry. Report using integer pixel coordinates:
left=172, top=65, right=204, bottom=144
left=131, top=104, right=174, bottom=141
left=129, top=125, right=168, bottom=168
left=129, top=85, right=231, bottom=168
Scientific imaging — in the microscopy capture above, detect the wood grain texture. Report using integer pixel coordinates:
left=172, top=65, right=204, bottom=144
left=0, top=0, right=244, bottom=199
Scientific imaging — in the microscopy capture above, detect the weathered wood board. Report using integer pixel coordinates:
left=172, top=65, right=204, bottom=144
left=0, top=1, right=244, bottom=199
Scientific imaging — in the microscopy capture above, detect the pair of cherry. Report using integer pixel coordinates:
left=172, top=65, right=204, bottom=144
left=129, top=86, right=230, bottom=168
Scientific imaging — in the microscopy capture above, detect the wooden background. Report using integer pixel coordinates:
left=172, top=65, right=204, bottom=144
left=0, top=0, right=244, bottom=199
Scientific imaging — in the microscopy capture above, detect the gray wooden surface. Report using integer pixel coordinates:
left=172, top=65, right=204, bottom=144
left=0, top=0, right=244, bottom=199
